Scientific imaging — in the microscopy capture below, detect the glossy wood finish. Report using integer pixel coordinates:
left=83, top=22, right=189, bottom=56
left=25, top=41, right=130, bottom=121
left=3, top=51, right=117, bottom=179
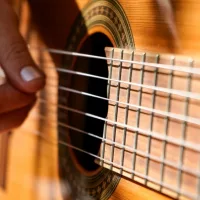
left=110, top=179, right=171, bottom=200
left=1, top=0, right=200, bottom=199
left=13, top=0, right=200, bottom=56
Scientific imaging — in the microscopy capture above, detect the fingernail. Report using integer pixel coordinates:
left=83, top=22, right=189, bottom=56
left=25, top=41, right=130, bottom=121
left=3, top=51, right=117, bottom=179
left=20, top=66, right=41, bottom=82
left=0, top=67, right=6, bottom=85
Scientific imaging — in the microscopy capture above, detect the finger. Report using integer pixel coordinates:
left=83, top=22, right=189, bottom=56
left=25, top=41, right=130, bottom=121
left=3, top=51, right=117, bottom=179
left=0, top=82, right=36, bottom=114
left=0, top=105, right=32, bottom=134
left=0, top=1, right=45, bottom=94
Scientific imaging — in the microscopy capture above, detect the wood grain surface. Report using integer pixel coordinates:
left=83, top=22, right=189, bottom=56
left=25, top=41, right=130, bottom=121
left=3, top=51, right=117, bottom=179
left=1, top=0, right=200, bottom=199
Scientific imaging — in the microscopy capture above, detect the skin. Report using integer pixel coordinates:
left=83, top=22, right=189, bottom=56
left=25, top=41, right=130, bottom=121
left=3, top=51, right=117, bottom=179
left=0, top=0, right=45, bottom=134
left=0, top=0, right=174, bottom=134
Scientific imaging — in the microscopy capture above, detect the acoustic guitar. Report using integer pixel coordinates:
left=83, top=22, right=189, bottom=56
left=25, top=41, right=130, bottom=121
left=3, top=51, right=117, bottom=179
left=0, top=0, right=200, bottom=199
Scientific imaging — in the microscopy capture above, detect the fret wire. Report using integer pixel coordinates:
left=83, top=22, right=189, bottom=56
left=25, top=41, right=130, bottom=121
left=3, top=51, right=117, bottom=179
left=55, top=67, right=200, bottom=100
left=58, top=139, right=197, bottom=200
left=30, top=46, right=200, bottom=75
left=120, top=51, right=134, bottom=175
left=38, top=88, right=200, bottom=151
left=40, top=80, right=200, bottom=126
left=22, top=123, right=196, bottom=200
left=28, top=46, right=200, bottom=199
left=177, top=60, right=193, bottom=198
left=145, top=55, right=159, bottom=185
left=100, top=48, right=114, bottom=166
left=38, top=94, right=200, bottom=152
left=110, top=50, right=123, bottom=171
left=132, top=53, right=146, bottom=180
left=27, top=124, right=197, bottom=200
left=32, top=110, right=200, bottom=178
left=160, top=56, right=175, bottom=192
left=55, top=84, right=200, bottom=126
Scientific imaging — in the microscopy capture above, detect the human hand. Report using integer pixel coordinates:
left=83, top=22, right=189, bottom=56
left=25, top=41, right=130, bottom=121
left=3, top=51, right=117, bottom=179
left=0, top=0, right=45, bottom=134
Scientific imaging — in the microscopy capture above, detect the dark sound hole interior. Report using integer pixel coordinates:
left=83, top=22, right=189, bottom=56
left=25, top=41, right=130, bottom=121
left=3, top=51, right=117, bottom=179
left=68, top=33, right=113, bottom=171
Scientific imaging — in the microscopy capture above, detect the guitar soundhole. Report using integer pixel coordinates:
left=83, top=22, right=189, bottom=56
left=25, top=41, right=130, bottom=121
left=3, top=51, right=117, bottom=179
left=68, top=33, right=113, bottom=172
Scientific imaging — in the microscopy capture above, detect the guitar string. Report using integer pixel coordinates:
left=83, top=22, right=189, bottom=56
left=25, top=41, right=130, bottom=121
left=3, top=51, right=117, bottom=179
left=131, top=52, right=146, bottom=180
left=38, top=65, right=199, bottom=148
left=101, top=49, right=115, bottom=167
left=109, top=49, right=123, bottom=172
left=29, top=46, right=200, bottom=75
left=41, top=59, right=200, bottom=180
left=37, top=98, right=200, bottom=153
left=177, top=59, right=193, bottom=197
left=160, top=54, right=175, bottom=191
left=52, top=67, right=200, bottom=101
left=42, top=66, right=200, bottom=125
left=25, top=46, right=198, bottom=198
left=23, top=125, right=197, bottom=200
left=145, top=54, right=159, bottom=185
left=1, top=49, right=200, bottom=123
left=31, top=107, right=200, bottom=178
left=120, top=50, right=134, bottom=175
left=43, top=83, right=200, bottom=126
left=44, top=137, right=196, bottom=200
left=3, top=62, right=200, bottom=125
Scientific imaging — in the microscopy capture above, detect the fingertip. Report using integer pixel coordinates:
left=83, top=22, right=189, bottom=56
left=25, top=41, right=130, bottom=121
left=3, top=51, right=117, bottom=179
left=23, top=77, right=46, bottom=94
left=18, top=66, right=46, bottom=93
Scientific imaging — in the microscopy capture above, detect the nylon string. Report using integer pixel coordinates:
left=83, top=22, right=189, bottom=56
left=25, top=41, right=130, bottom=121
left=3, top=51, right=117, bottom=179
left=25, top=46, right=200, bottom=200
left=29, top=46, right=200, bottom=75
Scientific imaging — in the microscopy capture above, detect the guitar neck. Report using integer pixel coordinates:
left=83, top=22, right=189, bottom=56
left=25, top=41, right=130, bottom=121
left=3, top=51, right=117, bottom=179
left=1, top=0, right=200, bottom=200
left=94, top=47, right=200, bottom=199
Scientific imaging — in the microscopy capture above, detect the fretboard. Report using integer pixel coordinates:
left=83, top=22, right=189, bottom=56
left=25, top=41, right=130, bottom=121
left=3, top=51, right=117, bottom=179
left=27, top=46, right=200, bottom=200
left=95, top=47, right=200, bottom=200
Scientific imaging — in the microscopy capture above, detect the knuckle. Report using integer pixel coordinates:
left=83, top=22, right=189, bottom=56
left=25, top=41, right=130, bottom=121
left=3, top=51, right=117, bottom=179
left=3, top=40, right=28, bottom=63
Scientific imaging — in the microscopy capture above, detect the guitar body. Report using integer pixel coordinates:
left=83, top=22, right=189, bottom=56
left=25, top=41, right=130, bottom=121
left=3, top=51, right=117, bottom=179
left=0, top=0, right=200, bottom=199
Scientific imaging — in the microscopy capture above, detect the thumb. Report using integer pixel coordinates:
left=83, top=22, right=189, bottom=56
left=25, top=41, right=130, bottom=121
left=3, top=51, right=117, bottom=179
left=0, top=1, right=45, bottom=93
